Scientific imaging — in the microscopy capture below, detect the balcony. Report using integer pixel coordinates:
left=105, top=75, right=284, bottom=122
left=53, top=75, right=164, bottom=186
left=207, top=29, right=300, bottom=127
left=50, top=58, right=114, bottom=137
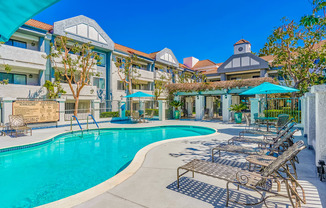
left=0, top=45, right=47, bottom=71
left=0, top=84, right=46, bottom=98
left=60, top=83, right=98, bottom=100
left=135, top=68, right=154, bottom=81
left=155, top=70, right=172, bottom=80
left=54, top=53, right=97, bottom=71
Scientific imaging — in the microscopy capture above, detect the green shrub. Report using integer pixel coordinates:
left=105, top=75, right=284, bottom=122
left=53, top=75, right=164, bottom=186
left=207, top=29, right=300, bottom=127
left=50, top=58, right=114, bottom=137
left=100, top=111, right=119, bottom=118
left=263, top=110, right=301, bottom=122
left=125, top=110, right=130, bottom=117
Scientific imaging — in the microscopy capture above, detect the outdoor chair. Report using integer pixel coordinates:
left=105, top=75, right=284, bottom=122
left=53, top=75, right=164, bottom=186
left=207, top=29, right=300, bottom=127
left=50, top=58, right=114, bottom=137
left=177, top=140, right=306, bottom=207
left=9, top=115, right=32, bottom=137
left=145, top=110, right=154, bottom=122
left=212, top=129, right=298, bottom=161
left=131, top=111, right=141, bottom=123
left=229, top=121, right=296, bottom=147
left=268, top=114, right=290, bottom=132
left=239, top=118, right=295, bottom=138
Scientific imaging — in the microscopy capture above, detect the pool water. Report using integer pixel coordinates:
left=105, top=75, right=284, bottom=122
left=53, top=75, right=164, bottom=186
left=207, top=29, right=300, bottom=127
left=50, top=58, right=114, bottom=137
left=0, top=125, right=214, bottom=207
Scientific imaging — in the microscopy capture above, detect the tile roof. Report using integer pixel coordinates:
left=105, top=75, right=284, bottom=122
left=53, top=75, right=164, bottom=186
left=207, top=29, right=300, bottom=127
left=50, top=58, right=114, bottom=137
left=260, top=55, right=274, bottom=63
left=149, top=51, right=159, bottom=59
left=179, top=63, right=191, bottom=69
left=234, top=39, right=250, bottom=46
left=25, top=19, right=53, bottom=31
left=192, top=59, right=217, bottom=69
left=114, top=43, right=152, bottom=59
left=313, top=39, right=326, bottom=50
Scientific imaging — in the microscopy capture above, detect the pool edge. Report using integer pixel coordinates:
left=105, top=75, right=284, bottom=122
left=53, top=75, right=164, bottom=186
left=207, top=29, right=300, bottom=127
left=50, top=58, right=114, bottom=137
left=33, top=125, right=218, bottom=208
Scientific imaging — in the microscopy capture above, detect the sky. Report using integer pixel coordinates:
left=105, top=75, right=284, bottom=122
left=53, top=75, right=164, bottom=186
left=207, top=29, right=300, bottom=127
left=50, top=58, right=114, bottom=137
left=34, top=0, right=313, bottom=64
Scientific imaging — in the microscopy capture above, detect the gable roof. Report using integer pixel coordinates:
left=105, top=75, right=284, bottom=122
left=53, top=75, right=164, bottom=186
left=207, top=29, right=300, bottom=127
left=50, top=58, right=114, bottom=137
left=234, top=39, right=250, bottom=46
left=25, top=19, right=53, bottom=31
left=218, top=52, right=269, bottom=74
left=148, top=51, right=159, bottom=59
left=114, top=43, right=152, bottom=59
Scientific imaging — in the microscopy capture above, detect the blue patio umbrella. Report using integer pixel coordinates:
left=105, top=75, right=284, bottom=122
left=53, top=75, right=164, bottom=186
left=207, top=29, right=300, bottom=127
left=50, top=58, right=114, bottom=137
left=240, top=82, right=299, bottom=113
left=124, top=91, right=154, bottom=98
left=125, top=91, right=154, bottom=116
left=0, top=0, right=61, bottom=42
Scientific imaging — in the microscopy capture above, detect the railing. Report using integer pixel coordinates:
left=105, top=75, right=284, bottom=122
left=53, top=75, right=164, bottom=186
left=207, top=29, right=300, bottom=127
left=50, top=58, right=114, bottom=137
left=260, top=97, right=301, bottom=123
left=87, top=114, right=99, bottom=129
left=71, top=116, right=83, bottom=135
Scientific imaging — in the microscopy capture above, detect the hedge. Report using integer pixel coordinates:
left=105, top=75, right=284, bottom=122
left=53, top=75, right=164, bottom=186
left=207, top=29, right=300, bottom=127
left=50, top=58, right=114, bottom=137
left=263, top=110, right=301, bottom=122
left=100, top=111, right=119, bottom=118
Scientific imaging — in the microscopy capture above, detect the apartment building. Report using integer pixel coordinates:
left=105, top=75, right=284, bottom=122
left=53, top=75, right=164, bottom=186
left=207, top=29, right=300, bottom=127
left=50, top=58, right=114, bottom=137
left=0, top=15, right=201, bottom=120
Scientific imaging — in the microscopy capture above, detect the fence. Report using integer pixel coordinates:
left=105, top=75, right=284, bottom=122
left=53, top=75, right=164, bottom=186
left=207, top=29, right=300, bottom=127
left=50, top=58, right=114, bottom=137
left=259, top=97, right=301, bottom=123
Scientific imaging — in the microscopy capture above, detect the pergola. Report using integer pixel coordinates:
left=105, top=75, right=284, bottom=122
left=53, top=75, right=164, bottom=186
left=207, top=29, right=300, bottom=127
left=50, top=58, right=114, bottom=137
left=166, top=77, right=277, bottom=121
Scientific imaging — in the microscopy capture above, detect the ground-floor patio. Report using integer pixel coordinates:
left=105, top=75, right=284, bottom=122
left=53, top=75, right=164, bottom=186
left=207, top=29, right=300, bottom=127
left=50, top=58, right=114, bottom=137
left=0, top=120, right=324, bottom=208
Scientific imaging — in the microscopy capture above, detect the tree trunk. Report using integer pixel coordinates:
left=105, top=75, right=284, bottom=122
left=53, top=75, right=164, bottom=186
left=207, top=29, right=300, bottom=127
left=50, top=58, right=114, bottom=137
left=74, top=96, right=79, bottom=118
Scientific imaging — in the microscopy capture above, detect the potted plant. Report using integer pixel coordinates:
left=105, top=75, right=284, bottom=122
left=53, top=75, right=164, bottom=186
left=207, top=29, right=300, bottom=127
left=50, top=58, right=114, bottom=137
left=170, top=100, right=183, bottom=119
left=229, top=103, right=248, bottom=123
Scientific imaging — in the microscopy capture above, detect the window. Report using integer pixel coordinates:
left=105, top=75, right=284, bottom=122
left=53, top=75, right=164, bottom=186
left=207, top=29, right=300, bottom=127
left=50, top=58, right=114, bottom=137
left=0, top=73, right=26, bottom=85
left=5, top=39, right=27, bottom=49
left=117, top=81, right=125, bottom=90
left=93, top=77, right=105, bottom=89
left=97, top=53, right=106, bottom=67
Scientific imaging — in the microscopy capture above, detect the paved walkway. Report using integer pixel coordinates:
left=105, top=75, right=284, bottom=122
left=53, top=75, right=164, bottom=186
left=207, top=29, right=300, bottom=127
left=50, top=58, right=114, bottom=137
left=0, top=120, right=324, bottom=207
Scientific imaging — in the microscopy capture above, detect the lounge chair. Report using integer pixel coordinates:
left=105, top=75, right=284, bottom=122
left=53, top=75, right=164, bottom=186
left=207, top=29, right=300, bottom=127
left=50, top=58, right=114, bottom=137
left=228, top=121, right=296, bottom=147
left=9, top=115, right=32, bottom=137
left=145, top=110, right=154, bottom=122
left=177, top=140, right=306, bottom=207
left=131, top=111, right=141, bottom=123
left=239, top=117, right=295, bottom=138
left=268, top=114, right=290, bottom=131
left=212, top=129, right=298, bottom=161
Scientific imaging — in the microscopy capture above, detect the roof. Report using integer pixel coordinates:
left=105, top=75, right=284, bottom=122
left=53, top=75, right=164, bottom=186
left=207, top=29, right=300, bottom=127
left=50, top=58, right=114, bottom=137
left=148, top=51, right=159, bottom=59
left=25, top=19, right=53, bottom=31
left=193, top=59, right=217, bottom=69
left=114, top=43, right=152, bottom=59
left=179, top=63, right=190, bottom=69
left=260, top=55, right=274, bottom=63
left=234, top=39, right=250, bottom=46
left=313, top=40, right=326, bottom=50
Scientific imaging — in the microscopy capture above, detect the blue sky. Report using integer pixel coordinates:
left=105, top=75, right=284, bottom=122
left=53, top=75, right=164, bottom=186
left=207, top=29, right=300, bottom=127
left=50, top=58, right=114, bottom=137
left=35, top=0, right=312, bottom=63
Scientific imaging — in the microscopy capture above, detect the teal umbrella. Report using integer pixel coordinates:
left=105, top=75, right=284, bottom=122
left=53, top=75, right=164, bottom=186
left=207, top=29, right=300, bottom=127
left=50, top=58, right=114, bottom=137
left=240, top=82, right=299, bottom=95
left=240, top=82, right=299, bottom=114
left=0, top=0, right=61, bottom=42
left=124, top=91, right=154, bottom=98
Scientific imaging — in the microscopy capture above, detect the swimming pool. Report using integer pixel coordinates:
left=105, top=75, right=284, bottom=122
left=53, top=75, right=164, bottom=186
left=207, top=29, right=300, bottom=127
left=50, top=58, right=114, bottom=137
left=0, top=125, right=215, bottom=207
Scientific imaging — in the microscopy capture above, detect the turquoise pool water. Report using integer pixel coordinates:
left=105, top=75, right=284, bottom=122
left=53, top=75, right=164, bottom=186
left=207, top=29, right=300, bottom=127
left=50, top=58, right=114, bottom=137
left=0, top=125, right=215, bottom=207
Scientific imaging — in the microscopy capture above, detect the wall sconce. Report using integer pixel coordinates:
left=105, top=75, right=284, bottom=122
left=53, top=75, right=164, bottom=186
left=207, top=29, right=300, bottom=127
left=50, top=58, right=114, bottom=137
left=31, top=41, right=36, bottom=46
left=29, top=74, right=33, bottom=78
left=224, top=94, right=228, bottom=99
left=196, top=95, right=199, bottom=99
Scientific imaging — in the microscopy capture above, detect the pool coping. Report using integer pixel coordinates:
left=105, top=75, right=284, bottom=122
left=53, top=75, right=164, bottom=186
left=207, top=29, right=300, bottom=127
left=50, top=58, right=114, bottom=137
left=0, top=124, right=217, bottom=208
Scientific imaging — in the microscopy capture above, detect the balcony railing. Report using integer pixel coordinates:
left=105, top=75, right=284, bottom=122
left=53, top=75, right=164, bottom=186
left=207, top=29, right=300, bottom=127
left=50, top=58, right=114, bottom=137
left=0, top=45, right=47, bottom=70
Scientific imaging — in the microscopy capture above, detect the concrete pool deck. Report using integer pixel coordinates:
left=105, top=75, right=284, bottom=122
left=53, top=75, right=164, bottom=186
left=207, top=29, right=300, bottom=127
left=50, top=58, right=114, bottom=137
left=0, top=120, right=324, bottom=207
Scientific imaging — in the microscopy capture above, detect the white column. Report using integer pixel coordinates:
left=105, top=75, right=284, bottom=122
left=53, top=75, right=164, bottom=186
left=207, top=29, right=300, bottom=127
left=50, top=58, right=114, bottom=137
left=92, top=99, right=101, bottom=120
left=250, top=98, right=259, bottom=124
left=206, top=97, right=214, bottom=118
left=2, top=97, right=15, bottom=124
left=301, top=96, right=307, bottom=136
left=222, top=94, right=232, bottom=122
left=305, top=92, right=316, bottom=150
left=311, top=85, right=326, bottom=165
left=159, top=100, right=166, bottom=121
left=195, top=95, right=205, bottom=120
left=56, top=98, right=66, bottom=125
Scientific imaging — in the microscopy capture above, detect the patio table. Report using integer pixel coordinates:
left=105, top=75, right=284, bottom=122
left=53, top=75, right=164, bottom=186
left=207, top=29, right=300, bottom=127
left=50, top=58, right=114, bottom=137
left=255, top=117, right=277, bottom=131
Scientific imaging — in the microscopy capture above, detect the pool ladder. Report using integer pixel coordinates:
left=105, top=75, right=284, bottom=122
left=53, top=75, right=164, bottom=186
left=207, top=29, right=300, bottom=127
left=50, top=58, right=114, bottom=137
left=71, top=116, right=83, bottom=137
left=87, top=114, right=100, bottom=134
